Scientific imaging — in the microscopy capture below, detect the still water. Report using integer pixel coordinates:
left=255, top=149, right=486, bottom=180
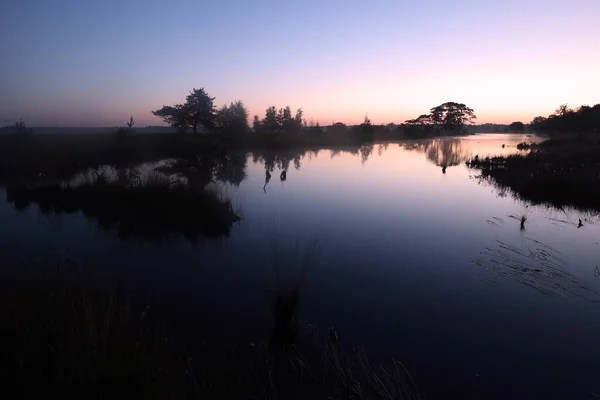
left=1, top=133, right=599, bottom=399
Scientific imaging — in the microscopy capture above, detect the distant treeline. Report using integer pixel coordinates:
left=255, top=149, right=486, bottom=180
left=150, top=88, right=482, bottom=140
left=530, top=104, right=600, bottom=135
left=0, top=122, right=525, bottom=136
left=4, top=85, right=597, bottom=139
left=0, top=118, right=34, bottom=134
left=465, top=123, right=529, bottom=134
left=0, top=126, right=179, bottom=135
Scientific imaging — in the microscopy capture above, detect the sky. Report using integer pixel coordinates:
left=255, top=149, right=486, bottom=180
left=1, top=0, right=599, bottom=127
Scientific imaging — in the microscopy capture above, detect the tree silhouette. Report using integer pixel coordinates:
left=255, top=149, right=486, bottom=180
left=328, top=122, right=347, bottom=136
left=254, top=106, right=303, bottom=133
left=403, top=114, right=434, bottom=138
left=404, top=103, right=476, bottom=137
left=530, top=116, right=547, bottom=131
left=13, top=118, right=33, bottom=134
left=405, top=114, right=432, bottom=126
left=126, top=116, right=135, bottom=133
left=530, top=104, right=600, bottom=134
left=508, top=121, right=525, bottom=132
left=151, top=87, right=215, bottom=134
left=429, top=102, right=476, bottom=133
left=291, top=108, right=303, bottom=133
left=555, top=104, right=572, bottom=117
left=215, top=101, right=249, bottom=133
left=185, top=88, right=216, bottom=134
left=152, top=104, right=189, bottom=133
left=252, top=115, right=262, bottom=132
left=360, top=114, right=374, bottom=134
left=305, top=121, right=323, bottom=135
left=116, top=116, right=136, bottom=136
left=263, top=106, right=280, bottom=133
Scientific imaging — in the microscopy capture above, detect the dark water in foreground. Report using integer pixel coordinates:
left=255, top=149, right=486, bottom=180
left=2, top=134, right=600, bottom=399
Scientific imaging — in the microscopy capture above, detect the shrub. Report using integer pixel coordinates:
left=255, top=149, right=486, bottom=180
left=116, top=116, right=135, bottom=137
left=13, top=118, right=33, bottom=134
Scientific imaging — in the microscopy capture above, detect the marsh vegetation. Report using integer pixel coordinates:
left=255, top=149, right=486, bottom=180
left=467, top=136, right=600, bottom=212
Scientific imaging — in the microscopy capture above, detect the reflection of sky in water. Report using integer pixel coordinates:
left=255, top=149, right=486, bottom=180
left=1, top=133, right=599, bottom=398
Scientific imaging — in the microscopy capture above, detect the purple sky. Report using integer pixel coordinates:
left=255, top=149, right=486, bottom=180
left=1, top=0, right=599, bottom=127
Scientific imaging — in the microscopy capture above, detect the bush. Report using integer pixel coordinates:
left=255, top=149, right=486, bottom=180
left=116, top=116, right=135, bottom=137
left=13, top=118, right=33, bottom=134
left=116, top=127, right=131, bottom=136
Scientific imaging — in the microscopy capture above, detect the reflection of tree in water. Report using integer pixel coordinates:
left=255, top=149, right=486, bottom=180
left=254, top=152, right=298, bottom=173
left=377, top=143, right=389, bottom=157
left=305, top=149, right=320, bottom=161
left=252, top=144, right=387, bottom=179
left=400, top=142, right=428, bottom=153
left=156, top=152, right=247, bottom=188
left=293, top=154, right=301, bottom=170
left=253, top=151, right=307, bottom=191
left=213, top=152, right=247, bottom=187
left=263, top=169, right=272, bottom=193
left=358, top=144, right=374, bottom=165
left=425, top=139, right=470, bottom=169
left=5, top=163, right=242, bottom=243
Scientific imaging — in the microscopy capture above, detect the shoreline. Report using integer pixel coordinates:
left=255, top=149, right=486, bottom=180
left=467, top=135, right=600, bottom=212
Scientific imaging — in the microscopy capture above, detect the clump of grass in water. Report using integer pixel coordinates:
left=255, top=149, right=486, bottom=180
left=269, top=235, right=319, bottom=351
left=265, top=236, right=423, bottom=399
left=266, top=236, right=320, bottom=397
left=520, top=214, right=528, bottom=230
left=323, top=328, right=421, bottom=400
left=4, top=169, right=241, bottom=242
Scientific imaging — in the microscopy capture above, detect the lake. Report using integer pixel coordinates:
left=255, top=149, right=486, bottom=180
left=2, top=133, right=599, bottom=399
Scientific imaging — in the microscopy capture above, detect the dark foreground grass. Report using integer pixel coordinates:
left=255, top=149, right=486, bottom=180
left=0, top=263, right=188, bottom=399
left=0, top=262, right=420, bottom=400
left=467, top=137, right=600, bottom=212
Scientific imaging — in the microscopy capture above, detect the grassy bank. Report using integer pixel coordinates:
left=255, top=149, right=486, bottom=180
left=467, top=136, right=600, bottom=212
left=0, top=132, right=220, bottom=184
left=0, top=262, right=420, bottom=400
left=5, top=171, right=240, bottom=241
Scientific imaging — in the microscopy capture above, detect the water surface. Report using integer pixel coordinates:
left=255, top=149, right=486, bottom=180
left=2, top=133, right=599, bottom=399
